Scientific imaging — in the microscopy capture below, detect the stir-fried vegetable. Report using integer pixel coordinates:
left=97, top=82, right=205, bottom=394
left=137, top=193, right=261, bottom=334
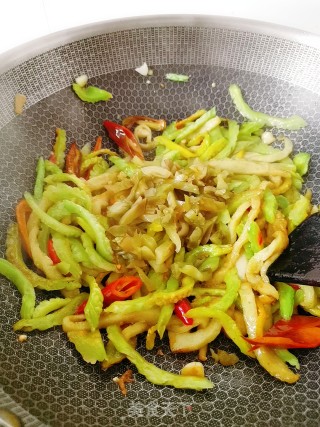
left=65, top=142, right=82, bottom=177
left=102, top=276, right=143, bottom=305
left=52, top=128, right=67, bottom=168
left=277, top=282, right=295, bottom=321
left=107, top=324, right=213, bottom=389
left=0, top=259, right=35, bottom=319
left=229, top=84, right=307, bottom=130
left=165, top=73, right=190, bottom=82
left=103, top=120, right=144, bottom=159
left=1, top=83, right=318, bottom=393
left=47, top=239, right=61, bottom=265
left=72, top=83, right=113, bottom=103
left=75, top=276, right=143, bottom=315
left=174, top=298, right=193, bottom=326
left=15, top=199, right=32, bottom=258
left=122, top=116, right=166, bottom=131
left=245, top=316, right=320, bottom=349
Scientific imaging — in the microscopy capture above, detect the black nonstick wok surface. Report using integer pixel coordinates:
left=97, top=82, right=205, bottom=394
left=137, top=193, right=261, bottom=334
left=1, top=15, right=320, bottom=427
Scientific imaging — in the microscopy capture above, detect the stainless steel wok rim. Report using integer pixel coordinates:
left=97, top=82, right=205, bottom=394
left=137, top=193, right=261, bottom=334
left=1, top=14, right=320, bottom=75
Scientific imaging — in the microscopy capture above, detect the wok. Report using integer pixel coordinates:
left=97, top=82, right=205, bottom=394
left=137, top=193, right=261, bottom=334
left=1, top=15, right=320, bottom=427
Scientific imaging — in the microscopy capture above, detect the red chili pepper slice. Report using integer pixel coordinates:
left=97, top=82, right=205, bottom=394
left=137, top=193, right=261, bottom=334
left=65, top=142, right=82, bottom=177
left=245, top=315, right=320, bottom=349
left=266, top=316, right=320, bottom=334
left=83, top=136, right=103, bottom=180
left=75, top=276, right=143, bottom=314
left=16, top=199, right=32, bottom=259
left=174, top=298, right=193, bottom=326
left=122, top=116, right=166, bottom=131
left=288, top=283, right=301, bottom=291
left=103, top=120, right=144, bottom=159
left=102, top=276, right=143, bottom=305
left=47, top=239, right=61, bottom=265
left=93, top=135, right=103, bottom=152
left=48, top=152, right=57, bottom=164
left=75, top=300, right=87, bottom=315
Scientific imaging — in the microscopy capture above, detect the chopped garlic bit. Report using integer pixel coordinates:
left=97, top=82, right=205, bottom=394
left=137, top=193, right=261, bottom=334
left=235, top=253, right=248, bottom=280
left=147, top=68, right=154, bottom=76
left=18, top=334, right=28, bottom=343
left=135, top=62, right=149, bottom=76
left=210, top=348, right=239, bottom=366
left=261, top=131, right=276, bottom=145
left=180, top=361, right=205, bottom=378
left=75, top=74, right=88, bottom=88
left=211, top=82, right=216, bottom=88
left=14, top=93, right=27, bottom=115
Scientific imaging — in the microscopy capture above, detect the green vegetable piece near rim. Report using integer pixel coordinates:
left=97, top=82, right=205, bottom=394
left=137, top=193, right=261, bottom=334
left=229, top=84, right=307, bottom=130
left=72, top=83, right=113, bottom=103
left=165, top=73, right=189, bottom=82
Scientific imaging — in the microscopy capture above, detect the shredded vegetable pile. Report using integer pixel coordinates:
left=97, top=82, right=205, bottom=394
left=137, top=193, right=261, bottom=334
left=2, top=83, right=320, bottom=390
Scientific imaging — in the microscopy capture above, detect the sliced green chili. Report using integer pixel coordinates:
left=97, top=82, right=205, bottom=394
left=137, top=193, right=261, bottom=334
left=44, top=183, right=91, bottom=210
left=187, top=307, right=252, bottom=356
left=293, top=152, right=310, bottom=176
left=34, top=157, right=45, bottom=201
left=185, top=244, right=232, bottom=264
left=107, top=324, right=213, bottom=390
left=24, top=192, right=82, bottom=237
left=84, top=275, right=103, bottom=331
left=33, top=297, right=71, bottom=318
left=174, top=107, right=216, bottom=143
left=48, top=199, right=113, bottom=261
left=157, top=276, right=179, bottom=339
left=6, top=223, right=80, bottom=291
left=109, top=156, right=139, bottom=177
left=72, top=83, right=112, bottom=103
left=44, top=159, right=62, bottom=175
left=68, top=329, right=107, bottom=364
left=52, top=232, right=82, bottom=279
left=81, top=234, right=116, bottom=272
left=105, top=277, right=194, bottom=315
left=53, top=128, right=67, bottom=169
left=275, top=349, right=300, bottom=369
left=165, top=73, right=189, bottom=83
left=210, top=268, right=241, bottom=312
left=44, top=172, right=90, bottom=192
left=215, top=120, right=239, bottom=159
left=278, top=282, right=295, bottom=320
left=0, top=258, right=35, bottom=319
left=247, top=222, right=263, bottom=254
left=229, top=84, right=306, bottom=130
left=262, top=188, right=277, bottom=224
left=13, top=293, right=88, bottom=331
